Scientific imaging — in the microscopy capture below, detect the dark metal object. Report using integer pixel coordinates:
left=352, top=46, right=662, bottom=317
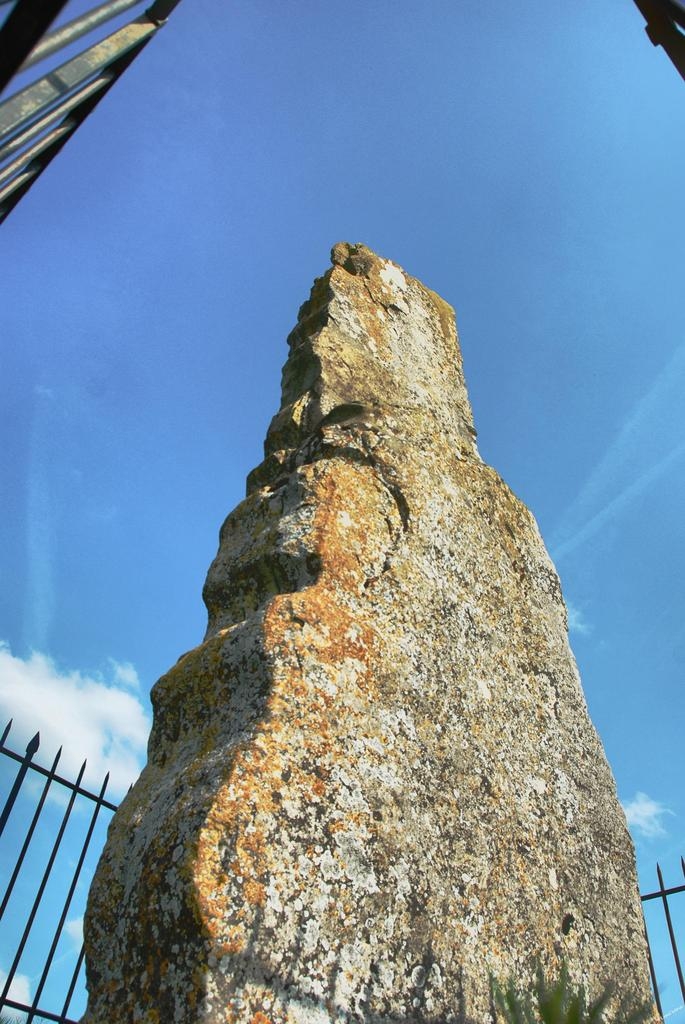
left=0, top=35, right=150, bottom=222
left=0, top=0, right=69, bottom=94
left=633, top=0, right=685, bottom=82
left=146, top=0, right=183, bottom=25
left=0, top=744, right=63, bottom=920
left=663, top=0, right=685, bottom=31
left=0, top=0, right=182, bottom=224
left=641, top=859, right=685, bottom=1017
left=20, top=0, right=143, bottom=72
left=656, top=862, right=685, bottom=1004
left=0, top=755, right=87, bottom=1015
left=0, top=720, right=119, bottom=1023
left=0, top=725, right=39, bottom=836
left=0, top=15, right=158, bottom=142
left=28, top=770, right=111, bottom=1020
left=644, top=934, right=664, bottom=1018
left=0, top=720, right=117, bottom=809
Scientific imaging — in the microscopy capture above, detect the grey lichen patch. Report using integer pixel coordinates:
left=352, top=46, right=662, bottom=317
left=83, top=244, right=655, bottom=1024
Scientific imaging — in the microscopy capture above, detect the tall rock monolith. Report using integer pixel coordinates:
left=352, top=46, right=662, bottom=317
left=83, top=244, right=654, bottom=1024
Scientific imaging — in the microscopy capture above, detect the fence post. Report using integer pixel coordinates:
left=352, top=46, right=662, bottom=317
left=657, top=861, right=685, bottom=1004
left=0, top=722, right=40, bottom=837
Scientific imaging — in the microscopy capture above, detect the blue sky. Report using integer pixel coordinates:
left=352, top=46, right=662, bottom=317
left=1, top=0, right=684, bottom=1016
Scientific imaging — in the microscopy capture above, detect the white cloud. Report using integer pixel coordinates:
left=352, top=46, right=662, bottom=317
left=65, top=915, right=84, bottom=947
left=0, top=967, right=31, bottom=1006
left=0, top=643, right=151, bottom=798
left=109, top=659, right=140, bottom=691
left=622, top=791, right=674, bottom=839
left=566, top=600, right=591, bottom=636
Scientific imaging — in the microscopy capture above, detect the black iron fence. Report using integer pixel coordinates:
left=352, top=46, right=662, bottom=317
left=642, top=860, right=685, bottom=1019
left=0, top=720, right=117, bottom=1023
left=0, top=719, right=683, bottom=1022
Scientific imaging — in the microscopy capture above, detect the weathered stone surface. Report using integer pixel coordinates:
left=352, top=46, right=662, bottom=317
left=83, top=244, right=654, bottom=1023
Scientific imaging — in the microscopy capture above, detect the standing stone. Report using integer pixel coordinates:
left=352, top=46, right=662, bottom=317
left=83, top=244, right=654, bottom=1023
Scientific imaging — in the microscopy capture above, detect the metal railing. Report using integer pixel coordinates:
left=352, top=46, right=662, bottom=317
left=0, top=0, right=182, bottom=224
left=642, top=860, right=685, bottom=1019
left=0, top=720, right=118, bottom=1023
left=0, top=718, right=683, bottom=1021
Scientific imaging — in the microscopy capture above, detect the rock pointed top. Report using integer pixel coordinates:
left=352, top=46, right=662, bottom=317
left=257, top=242, right=478, bottom=486
left=329, top=240, right=386, bottom=275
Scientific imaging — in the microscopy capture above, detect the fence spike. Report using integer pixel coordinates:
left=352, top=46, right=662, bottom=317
left=1, top=719, right=12, bottom=745
left=26, top=732, right=40, bottom=756
left=0, top=743, right=63, bottom=920
left=681, top=856, right=685, bottom=878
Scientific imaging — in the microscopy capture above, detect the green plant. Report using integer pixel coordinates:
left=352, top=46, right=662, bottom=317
left=491, top=963, right=653, bottom=1024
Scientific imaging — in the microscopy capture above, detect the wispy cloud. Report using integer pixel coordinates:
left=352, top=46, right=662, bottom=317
left=23, top=386, right=57, bottom=652
left=551, top=345, right=685, bottom=561
left=622, top=791, right=674, bottom=839
left=566, top=599, right=591, bottom=636
left=109, top=659, right=141, bottom=691
left=65, top=915, right=84, bottom=947
left=0, top=643, right=151, bottom=797
left=24, top=450, right=54, bottom=653
left=0, top=967, right=31, bottom=1006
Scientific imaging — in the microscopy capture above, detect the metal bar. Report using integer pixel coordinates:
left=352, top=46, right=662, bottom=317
left=642, top=882, right=685, bottom=901
left=21, top=0, right=145, bottom=71
left=2, top=996, right=77, bottom=1024
left=644, top=924, right=664, bottom=1018
left=0, top=29, right=151, bottom=223
left=657, top=863, right=685, bottom=1003
left=0, top=0, right=68, bottom=95
left=635, top=0, right=685, bottom=32
left=0, top=14, right=159, bottom=146
left=664, top=0, right=685, bottom=31
left=650, top=23, right=685, bottom=81
left=0, top=719, right=12, bottom=745
left=27, top=771, right=111, bottom=1021
left=60, top=943, right=86, bottom=1022
left=0, top=71, right=113, bottom=164
left=0, top=118, right=71, bottom=188
left=0, top=162, right=36, bottom=206
left=633, top=0, right=685, bottom=82
left=0, top=758, right=86, bottom=1007
left=0, top=739, right=118, bottom=809
left=0, top=745, right=63, bottom=921
left=146, top=0, right=184, bottom=25
left=0, top=730, right=39, bottom=837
